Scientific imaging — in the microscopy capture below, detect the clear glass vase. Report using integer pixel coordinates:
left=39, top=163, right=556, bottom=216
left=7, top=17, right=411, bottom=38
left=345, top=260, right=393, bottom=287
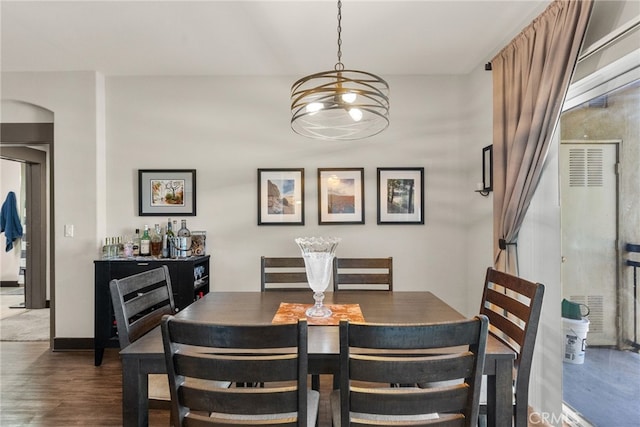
left=295, top=236, right=341, bottom=318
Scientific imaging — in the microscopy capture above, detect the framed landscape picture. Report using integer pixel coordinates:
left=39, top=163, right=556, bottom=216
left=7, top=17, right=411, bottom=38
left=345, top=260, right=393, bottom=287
left=318, top=168, right=364, bottom=225
left=377, top=167, right=424, bottom=224
left=138, top=169, right=196, bottom=216
left=258, top=168, right=304, bottom=225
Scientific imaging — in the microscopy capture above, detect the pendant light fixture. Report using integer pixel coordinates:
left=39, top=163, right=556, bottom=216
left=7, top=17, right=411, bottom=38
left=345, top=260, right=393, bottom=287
left=290, top=1, right=390, bottom=140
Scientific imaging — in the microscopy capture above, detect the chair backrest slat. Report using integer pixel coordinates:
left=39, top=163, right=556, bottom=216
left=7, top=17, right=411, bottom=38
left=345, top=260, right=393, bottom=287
left=181, top=386, right=299, bottom=416
left=175, top=352, right=299, bottom=383
left=261, top=257, right=309, bottom=291
left=333, top=257, right=393, bottom=291
left=338, top=316, right=488, bottom=427
left=480, top=268, right=545, bottom=365
left=349, top=352, right=476, bottom=384
left=109, top=265, right=175, bottom=348
left=483, top=287, right=532, bottom=321
left=479, top=267, right=545, bottom=427
left=162, top=316, right=312, bottom=426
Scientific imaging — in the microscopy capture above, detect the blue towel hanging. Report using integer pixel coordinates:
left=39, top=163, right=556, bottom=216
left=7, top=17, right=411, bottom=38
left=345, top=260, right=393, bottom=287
left=0, top=191, right=24, bottom=252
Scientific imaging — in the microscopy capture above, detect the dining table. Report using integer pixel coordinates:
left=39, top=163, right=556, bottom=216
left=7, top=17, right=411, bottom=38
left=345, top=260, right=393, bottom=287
left=119, top=291, right=515, bottom=427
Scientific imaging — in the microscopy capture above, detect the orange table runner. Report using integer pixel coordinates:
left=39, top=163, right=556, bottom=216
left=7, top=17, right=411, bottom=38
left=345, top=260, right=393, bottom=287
left=271, top=302, right=364, bottom=326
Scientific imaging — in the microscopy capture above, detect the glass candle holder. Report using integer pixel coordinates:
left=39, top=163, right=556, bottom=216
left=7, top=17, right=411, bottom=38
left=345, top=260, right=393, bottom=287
left=294, top=236, right=341, bottom=318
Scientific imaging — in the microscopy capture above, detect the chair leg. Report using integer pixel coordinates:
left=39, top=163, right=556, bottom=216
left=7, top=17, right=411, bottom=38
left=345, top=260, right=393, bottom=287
left=311, top=374, right=320, bottom=391
left=332, top=374, right=339, bottom=390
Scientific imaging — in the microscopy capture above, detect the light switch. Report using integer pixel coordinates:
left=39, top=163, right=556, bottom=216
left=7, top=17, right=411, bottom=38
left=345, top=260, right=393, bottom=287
left=64, top=224, right=74, bottom=237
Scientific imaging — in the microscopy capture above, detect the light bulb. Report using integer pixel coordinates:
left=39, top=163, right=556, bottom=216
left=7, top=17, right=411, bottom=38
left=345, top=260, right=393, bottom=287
left=349, top=108, right=363, bottom=122
left=341, top=92, right=357, bottom=103
left=306, top=102, right=324, bottom=115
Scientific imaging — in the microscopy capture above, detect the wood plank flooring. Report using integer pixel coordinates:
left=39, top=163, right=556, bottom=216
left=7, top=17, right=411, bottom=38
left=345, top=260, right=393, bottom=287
left=0, top=342, right=328, bottom=426
left=1, top=341, right=553, bottom=426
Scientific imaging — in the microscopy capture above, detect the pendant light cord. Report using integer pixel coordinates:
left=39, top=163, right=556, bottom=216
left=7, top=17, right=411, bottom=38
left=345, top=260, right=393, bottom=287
left=335, top=1, right=344, bottom=71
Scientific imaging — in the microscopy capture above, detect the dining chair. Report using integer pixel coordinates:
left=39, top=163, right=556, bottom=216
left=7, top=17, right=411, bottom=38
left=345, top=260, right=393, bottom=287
left=478, top=267, right=545, bottom=427
left=109, top=266, right=177, bottom=408
left=110, top=266, right=230, bottom=408
left=331, top=316, right=489, bottom=426
left=332, top=257, right=393, bottom=291
left=161, top=316, right=320, bottom=427
left=260, top=256, right=324, bottom=391
left=261, top=256, right=309, bottom=291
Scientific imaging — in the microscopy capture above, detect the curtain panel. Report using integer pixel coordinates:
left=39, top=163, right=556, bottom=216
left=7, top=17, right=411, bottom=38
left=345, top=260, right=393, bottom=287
left=491, top=0, right=593, bottom=273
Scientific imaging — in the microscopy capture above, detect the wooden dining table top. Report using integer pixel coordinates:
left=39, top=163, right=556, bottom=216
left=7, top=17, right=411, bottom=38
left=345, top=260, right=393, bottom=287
left=119, top=290, right=515, bottom=427
left=121, top=290, right=513, bottom=361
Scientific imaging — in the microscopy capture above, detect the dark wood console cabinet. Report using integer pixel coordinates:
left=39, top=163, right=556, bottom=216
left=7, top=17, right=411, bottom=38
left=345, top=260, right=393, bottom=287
left=94, top=255, right=210, bottom=366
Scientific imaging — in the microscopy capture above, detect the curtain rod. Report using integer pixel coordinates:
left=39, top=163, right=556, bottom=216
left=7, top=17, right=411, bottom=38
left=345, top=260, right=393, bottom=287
left=485, top=16, right=640, bottom=71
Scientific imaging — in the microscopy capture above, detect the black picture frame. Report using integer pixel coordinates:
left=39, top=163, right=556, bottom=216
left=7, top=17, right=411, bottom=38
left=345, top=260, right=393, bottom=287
left=377, top=167, right=424, bottom=224
left=482, top=145, right=493, bottom=191
left=257, top=168, right=305, bottom=225
left=138, top=169, right=196, bottom=216
left=318, top=168, right=365, bottom=225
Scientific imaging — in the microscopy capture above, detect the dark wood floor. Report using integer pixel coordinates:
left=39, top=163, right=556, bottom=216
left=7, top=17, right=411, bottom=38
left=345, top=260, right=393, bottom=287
left=0, top=341, right=332, bottom=426
left=1, top=341, right=554, bottom=426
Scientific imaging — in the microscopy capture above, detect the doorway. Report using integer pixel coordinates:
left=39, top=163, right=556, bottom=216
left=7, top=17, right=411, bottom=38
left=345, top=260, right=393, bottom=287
left=0, top=122, right=54, bottom=343
left=560, top=78, right=639, bottom=427
left=0, top=148, right=47, bottom=309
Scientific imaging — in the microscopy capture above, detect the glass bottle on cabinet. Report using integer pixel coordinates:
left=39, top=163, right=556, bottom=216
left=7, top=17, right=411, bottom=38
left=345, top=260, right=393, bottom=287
left=139, top=225, right=151, bottom=256
left=177, top=220, right=191, bottom=258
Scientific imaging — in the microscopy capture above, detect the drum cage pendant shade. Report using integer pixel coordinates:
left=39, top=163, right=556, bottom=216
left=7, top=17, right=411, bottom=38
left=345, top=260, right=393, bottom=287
left=290, top=1, right=390, bottom=141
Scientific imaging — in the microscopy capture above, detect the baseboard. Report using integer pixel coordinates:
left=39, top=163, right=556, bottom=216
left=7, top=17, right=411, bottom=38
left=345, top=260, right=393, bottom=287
left=0, top=280, right=20, bottom=287
left=53, top=337, right=94, bottom=351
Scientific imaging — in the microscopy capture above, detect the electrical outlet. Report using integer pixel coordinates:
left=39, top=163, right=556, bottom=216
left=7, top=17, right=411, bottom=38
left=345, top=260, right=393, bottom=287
left=64, top=224, right=74, bottom=237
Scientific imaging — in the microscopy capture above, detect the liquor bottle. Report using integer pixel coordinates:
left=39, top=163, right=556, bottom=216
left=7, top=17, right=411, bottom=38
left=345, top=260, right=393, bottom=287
left=117, top=236, right=124, bottom=257
left=166, top=218, right=175, bottom=258
left=102, top=237, right=110, bottom=259
left=132, top=228, right=140, bottom=257
left=177, top=219, right=192, bottom=258
left=108, top=237, right=117, bottom=258
left=140, top=225, right=151, bottom=256
left=151, top=224, right=163, bottom=257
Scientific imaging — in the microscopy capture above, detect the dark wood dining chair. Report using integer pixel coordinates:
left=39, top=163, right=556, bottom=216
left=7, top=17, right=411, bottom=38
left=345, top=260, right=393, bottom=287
left=161, top=316, right=319, bottom=427
left=261, top=256, right=309, bottom=291
left=110, top=266, right=230, bottom=408
left=331, top=316, right=489, bottom=426
left=332, top=257, right=393, bottom=291
left=260, top=256, right=323, bottom=391
left=479, top=267, right=545, bottom=427
left=109, top=266, right=177, bottom=408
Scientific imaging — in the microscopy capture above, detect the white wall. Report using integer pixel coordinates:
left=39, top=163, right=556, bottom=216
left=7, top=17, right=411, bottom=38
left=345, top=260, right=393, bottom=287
left=1, top=71, right=102, bottom=338
left=462, top=63, right=496, bottom=317
left=517, top=138, right=563, bottom=424
left=2, top=72, right=476, bottom=340
left=106, top=75, right=471, bottom=310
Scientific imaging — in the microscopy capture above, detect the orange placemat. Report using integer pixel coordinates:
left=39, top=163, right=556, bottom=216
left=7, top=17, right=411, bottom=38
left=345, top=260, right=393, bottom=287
left=272, top=302, right=364, bottom=326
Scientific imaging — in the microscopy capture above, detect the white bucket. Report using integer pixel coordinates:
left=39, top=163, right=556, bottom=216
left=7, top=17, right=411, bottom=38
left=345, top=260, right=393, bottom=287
left=562, top=317, right=590, bottom=364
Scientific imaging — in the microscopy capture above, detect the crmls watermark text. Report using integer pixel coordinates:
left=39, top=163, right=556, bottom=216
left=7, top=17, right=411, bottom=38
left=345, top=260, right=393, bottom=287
left=529, top=411, right=564, bottom=425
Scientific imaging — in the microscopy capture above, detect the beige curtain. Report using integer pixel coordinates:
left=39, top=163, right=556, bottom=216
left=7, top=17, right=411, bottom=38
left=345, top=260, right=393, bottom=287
left=492, top=0, right=593, bottom=273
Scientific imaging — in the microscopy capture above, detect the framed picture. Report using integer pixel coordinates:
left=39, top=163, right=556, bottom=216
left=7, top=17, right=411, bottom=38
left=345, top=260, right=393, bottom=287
left=482, top=144, right=493, bottom=191
left=258, top=168, right=304, bottom=225
left=318, top=168, right=364, bottom=225
left=377, top=167, right=424, bottom=224
left=138, top=169, right=196, bottom=216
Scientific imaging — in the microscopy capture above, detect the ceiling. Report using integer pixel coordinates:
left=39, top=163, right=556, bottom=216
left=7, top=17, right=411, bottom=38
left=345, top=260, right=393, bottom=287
left=1, top=1, right=552, bottom=77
